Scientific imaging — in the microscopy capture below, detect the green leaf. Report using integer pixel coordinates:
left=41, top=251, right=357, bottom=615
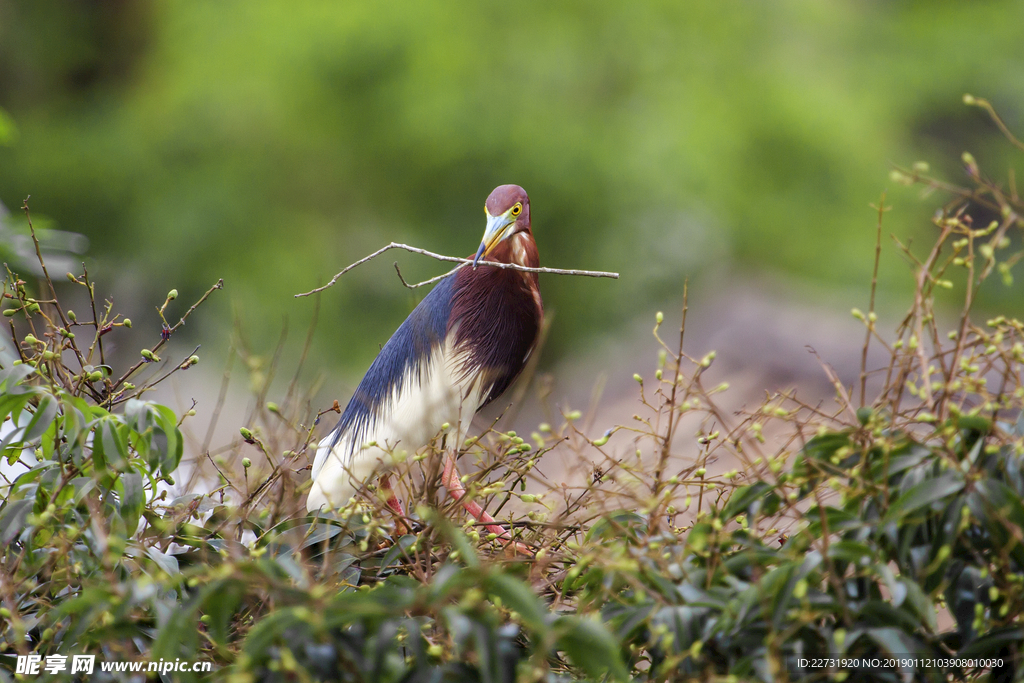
left=0, top=499, right=32, bottom=545
left=881, top=471, right=964, bottom=524
left=22, top=394, right=58, bottom=443
left=555, top=615, right=629, bottom=682
left=827, top=540, right=876, bottom=565
left=586, top=509, right=646, bottom=543
left=0, top=364, right=36, bottom=392
left=201, top=579, right=242, bottom=646
left=145, top=545, right=180, bottom=575
left=119, top=472, right=144, bottom=535
left=377, top=534, right=416, bottom=574
left=485, top=572, right=548, bottom=634
left=722, top=481, right=773, bottom=519
left=148, top=403, right=184, bottom=474
left=93, top=417, right=129, bottom=472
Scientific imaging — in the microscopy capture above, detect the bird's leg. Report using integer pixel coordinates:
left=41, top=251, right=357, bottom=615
left=378, top=473, right=409, bottom=536
left=441, top=454, right=530, bottom=554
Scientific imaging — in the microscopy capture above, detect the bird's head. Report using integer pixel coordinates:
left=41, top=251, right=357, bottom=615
left=474, top=185, right=531, bottom=268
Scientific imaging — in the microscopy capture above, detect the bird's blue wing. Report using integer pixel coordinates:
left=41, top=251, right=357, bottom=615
left=322, top=274, right=456, bottom=458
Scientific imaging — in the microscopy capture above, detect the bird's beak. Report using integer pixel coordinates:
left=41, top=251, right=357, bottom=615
left=474, top=211, right=514, bottom=268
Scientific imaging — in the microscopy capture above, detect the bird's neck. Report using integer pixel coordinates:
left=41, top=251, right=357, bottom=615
left=490, top=231, right=539, bottom=269
left=469, top=231, right=542, bottom=316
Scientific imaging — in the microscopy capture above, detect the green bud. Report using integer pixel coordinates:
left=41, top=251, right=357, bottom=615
left=3, top=308, right=18, bottom=317
left=593, top=435, right=609, bottom=447
left=200, top=615, right=212, bottom=624
left=242, top=457, right=252, bottom=468
left=26, top=303, right=40, bottom=314
left=167, top=289, right=178, bottom=301
left=266, top=401, right=279, bottom=413
left=239, top=427, right=254, bottom=441
left=963, top=93, right=976, bottom=105
left=141, top=349, right=159, bottom=361
left=66, top=310, right=76, bottom=322
left=187, top=409, right=196, bottom=416
left=440, top=422, right=450, bottom=430
left=164, top=474, right=174, bottom=485
left=66, top=272, right=77, bottom=282
left=519, top=443, right=531, bottom=452
left=123, top=318, right=132, bottom=328
left=521, top=494, right=536, bottom=503
left=88, top=371, right=103, bottom=382
left=566, top=410, right=582, bottom=421
left=0, top=607, right=10, bottom=618
left=655, top=311, right=664, bottom=324
left=962, top=152, right=978, bottom=174
left=123, top=382, right=135, bottom=390
left=23, top=334, right=38, bottom=345
left=633, top=373, right=643, bottom=383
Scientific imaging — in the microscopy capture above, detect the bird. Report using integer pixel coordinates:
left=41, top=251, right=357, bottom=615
left=306, top=185, right=543, bottom=546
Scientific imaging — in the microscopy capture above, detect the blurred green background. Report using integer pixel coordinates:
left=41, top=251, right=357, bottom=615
left=0, top=0, right=1021, bottom=380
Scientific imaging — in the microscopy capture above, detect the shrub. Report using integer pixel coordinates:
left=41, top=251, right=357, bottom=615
left=1, top=100, right=1024, bottom=682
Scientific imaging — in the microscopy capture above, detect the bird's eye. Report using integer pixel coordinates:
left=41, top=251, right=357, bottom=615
left=511, top=203, right=522, bottom=217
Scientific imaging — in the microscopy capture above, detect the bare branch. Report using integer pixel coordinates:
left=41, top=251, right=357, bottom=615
left=295, top=242, right=619, bottom=298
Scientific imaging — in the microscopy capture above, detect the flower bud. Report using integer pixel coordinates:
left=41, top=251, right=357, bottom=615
left=633, top=373, right=643, bottom=383
left=3, top=308, right=17, bottom=317
left=242, top=457, right=252, bottom=468
left=566, top=410, right=582, bottom=421
left=656, top=311, right=664, bottom=324
left=167, top=289, right=178, bottom=301
left=239, top=427, right=254, bottom=443
left=67, top=310, right=76, bottom=322
left=123, top=318, right=132, bottom=328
